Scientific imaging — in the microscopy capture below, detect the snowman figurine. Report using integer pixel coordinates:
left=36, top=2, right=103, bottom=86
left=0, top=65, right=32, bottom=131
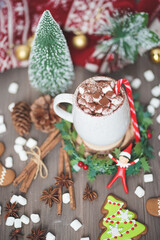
left=107, top=143, right=139, bottom=193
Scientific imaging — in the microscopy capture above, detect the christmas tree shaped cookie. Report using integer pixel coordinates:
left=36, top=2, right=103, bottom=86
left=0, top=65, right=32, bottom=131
left=98, top=194, right=147, bottom=240
left=29, top=10, right=74, bottom=96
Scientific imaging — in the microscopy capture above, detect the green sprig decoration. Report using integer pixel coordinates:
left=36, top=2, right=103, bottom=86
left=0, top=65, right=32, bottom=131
left=96, top=12, right=160, bottom=64
left=56, top=96, right=153, bottom=181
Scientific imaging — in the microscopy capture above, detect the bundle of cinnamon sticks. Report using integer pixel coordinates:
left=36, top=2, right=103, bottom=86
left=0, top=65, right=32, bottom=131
left=57, top=146, right=76, bottom=215
left=13, top=129, right=61, bottom=193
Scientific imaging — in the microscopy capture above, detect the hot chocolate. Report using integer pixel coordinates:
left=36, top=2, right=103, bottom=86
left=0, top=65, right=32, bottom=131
left=77, top=79, right=125, bottom=116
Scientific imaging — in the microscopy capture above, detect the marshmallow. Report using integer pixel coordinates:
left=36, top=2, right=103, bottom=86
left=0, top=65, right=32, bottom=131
left=17, top=195, right=27, bottom=206
left=147, top=105, right=155, bottom=116
left=0, top=115, right=4, bottom=124
left=144, top=70, right=155, bottom=82
left=15, top=136, right=26, bottom=146
left=5, top=156, right=13, bottom=168
left=62, top=193, right=70, bottom=204
left=26, top=138, right=38, bottom=148
left=102, top=85, right=112, bottom=93
left=156, top=114, right=160, bottom=124
left=0, top=123, right=6, bottom=134
left=19, top=150, right=28, bottom=161
left=6, top=217, right=15, bottom=226
left=158, top=135, right=160, bottom=141
left=8, top=82, right=19, bottom=94
left=21, top=215, right=30, bottom=224
left=10, top=195, right=19, bottom=204
left=81, top=238, right=90, bottom=240
left=73, top=164, right=81, bottom=172
left=30, top=214, right=40, bottom=223
left=0, top=205, right=1, bottom=215
left=70, top=219, right=82, bottom=231
left=131, top=78, right=141, bottom=89
left=14, top=144, right=23, bottom=154
left=151, top=86, right=160, bottom=97
left=144, top=174, right=153, bottom=183
left=158, top=151, right=160, bottom=157
left=134, top=186, right=145, bottom=198
left=8, top=102, right=15, bottom=112
left=125, top=75, right=133, bottom=82
left=46, top=232, right=56, bottom=240
left=79, top=86, right=85, bottom=95
left=14, top=218, right=22, bottom=228
left=150, top=98, right=160, bottom=109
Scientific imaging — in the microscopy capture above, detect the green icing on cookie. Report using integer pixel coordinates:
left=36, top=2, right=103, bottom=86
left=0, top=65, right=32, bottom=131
left=99, top=195, right=146, bottom=240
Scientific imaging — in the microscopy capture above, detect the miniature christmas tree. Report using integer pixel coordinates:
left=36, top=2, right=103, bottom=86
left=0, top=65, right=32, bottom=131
left=28, top=10, right=74, bottom=96
left=98, top=195, right=147, bottom=240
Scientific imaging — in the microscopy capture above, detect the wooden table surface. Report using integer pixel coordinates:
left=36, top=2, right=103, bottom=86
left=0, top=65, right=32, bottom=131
left=0, top=54, right=160, bottom=240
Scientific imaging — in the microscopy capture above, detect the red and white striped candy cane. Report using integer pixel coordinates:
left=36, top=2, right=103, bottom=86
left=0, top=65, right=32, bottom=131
left=115, top=79, right=141, bottom=142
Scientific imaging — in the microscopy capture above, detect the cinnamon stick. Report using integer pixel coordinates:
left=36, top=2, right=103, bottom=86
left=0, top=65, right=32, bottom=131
left=63, top=149, right=76, bottom=210
left=57, top=147, right=64, bottom=215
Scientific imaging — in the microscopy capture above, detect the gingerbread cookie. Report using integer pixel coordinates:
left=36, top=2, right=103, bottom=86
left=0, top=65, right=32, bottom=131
left=146, top=197, right=160, bottom=217
left=98, top=194, right=147, bottom=240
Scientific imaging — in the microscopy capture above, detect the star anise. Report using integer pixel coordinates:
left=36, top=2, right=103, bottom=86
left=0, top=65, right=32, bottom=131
left=40, top=186, right=60, bottom=208
left=10, top=228, right=23, bottom=240
left=5, top=202, right=19, bottom=219
left=55, top=172, right=73, bottom=188
left=83, top=183, right=98, bottom=201
left=27, top=227, right=46, bottom=240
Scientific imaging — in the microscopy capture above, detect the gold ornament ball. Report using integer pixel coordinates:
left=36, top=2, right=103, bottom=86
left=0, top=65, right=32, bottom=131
left=150, top=48, right=160, bottom=63
left=72, top=34, right=88, bottom=49
left=15, top=45, right=30, bottom=61
left=27, top=34, right=35, bottom=48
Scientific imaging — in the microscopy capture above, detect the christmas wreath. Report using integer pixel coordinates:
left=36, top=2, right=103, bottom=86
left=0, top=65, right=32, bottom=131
left=56, top=95, right=153, bottom=181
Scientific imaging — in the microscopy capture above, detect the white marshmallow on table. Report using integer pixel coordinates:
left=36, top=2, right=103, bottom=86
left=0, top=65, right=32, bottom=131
left=14, top=144, right=23, bottom=154
left=70, top=219, right=82, bottom=231
left=46, top=232, right=56, bottom=240
left=19, top=150, right=28, bottom=161
left=0, top=205, right=1, bottom=215
left=147, top=105, right=155, bottom=116
left=158, top=135, right=160, bottom=141
left=73, top=164, right=81, bottom=172
left=26, top=138, right=38, bottom=148
left=5, top=157, right=13, bottom=168
left=144, top=70, right=155, bottom=82
left=62, top=193, right=70, bottom=204
left=17, top=195, right=27, bottom=206
left=151, top=85, right=160, bottom=97
left=156, top=114, right=160, bottom=124
left=131, top=78, right=141, bottom=89
left=150, top=98, right=160, bottom=109
left=0, top=123, right=6, bottom=134
left=8, top=102, right=15, bottom=112
left=6, top=217, right=15, bottom=226
left=0, top=115, right=4, bottom=124
left=80, top=238, right=90, bottom=240
left=10, top=195, right=18, bottom=204
left=30, top=214, right=40, bottom=223
left=15, top=136, right=26, bottom=146
left=158, top=151, right=160, bottom=157
left=14, top=218, right=22, bottom=228
left=20, top=215, right=30, bottom=224
left=144, top=174, right=153, bottom=183
left=8, top=82, right=19, bottom=94
left=134, top=186, right=145, bottom=198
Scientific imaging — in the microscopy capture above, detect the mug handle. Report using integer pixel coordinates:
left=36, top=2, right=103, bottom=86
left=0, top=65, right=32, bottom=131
left=53, top=93, right=74, bottom=123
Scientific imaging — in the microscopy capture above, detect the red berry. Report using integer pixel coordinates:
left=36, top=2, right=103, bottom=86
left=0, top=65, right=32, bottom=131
left=78, top=161, right=84, bottom=167
left=147, top=132, right=152, bottom=139
left=83, top=164, right=88, bottom=170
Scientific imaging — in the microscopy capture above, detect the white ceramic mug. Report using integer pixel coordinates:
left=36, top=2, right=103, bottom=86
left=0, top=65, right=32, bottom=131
left=53, top=76, right=130, bottom=147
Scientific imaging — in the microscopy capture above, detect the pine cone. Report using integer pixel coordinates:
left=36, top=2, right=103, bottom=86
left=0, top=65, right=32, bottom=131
left=11, top=101, right=31, bottom=136
left=30, top=95, right=61, bottom=133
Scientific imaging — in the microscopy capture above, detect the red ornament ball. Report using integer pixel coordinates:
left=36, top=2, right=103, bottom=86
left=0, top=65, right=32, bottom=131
left=83, top=164, right=88, bottom=170
left=78, top=161, right=84, bottom=167
left=107, top=53, right=114, bottom=61
left=147, top=129, right=152, bottom=139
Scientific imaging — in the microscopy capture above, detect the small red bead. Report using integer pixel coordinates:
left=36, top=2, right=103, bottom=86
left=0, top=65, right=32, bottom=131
left=109, top=202, right=112, bottom=204
left=112, top=215, right=115, bottom=217
left=117, top=203, right=120, bottom=206
left=120, top=234, right=123, bottom=237
left=134, top=224, right=137, bottom=227
left=106, top=220, right=108, bottom=223
left=78, top=161, right=84, bottom=167
left=110, top=221, right=114, bottom=224
left=117, top=211, right=120, bottom=214
left=108, top=218, right=110, bottom=220
left=124, top=221, right=127, bottom=224
left=113, top=202, right=116, bottom=205
left=126, top=231, right=129, bottom=234
left=83, top=164, right=88, bottom=170
left=114, top=237, right=117, bottom=239
left=117, top=221, right=120, bottom=224
left=107, top=238, right=110, bottom=240
left=131, top=227, right=134, bottom=230
left=129, top=221, right=132, bottom=224
left=119, top=208, right=122, bottom=210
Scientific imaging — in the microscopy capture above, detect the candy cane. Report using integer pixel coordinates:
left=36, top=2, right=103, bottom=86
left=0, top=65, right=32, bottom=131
left=115, top=79, right=140, bottom=142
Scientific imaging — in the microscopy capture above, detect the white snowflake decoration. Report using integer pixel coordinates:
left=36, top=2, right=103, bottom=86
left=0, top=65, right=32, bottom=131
left=107, top=224, right=123, bottom=237
left=117, top=210, right=132, bottom=221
